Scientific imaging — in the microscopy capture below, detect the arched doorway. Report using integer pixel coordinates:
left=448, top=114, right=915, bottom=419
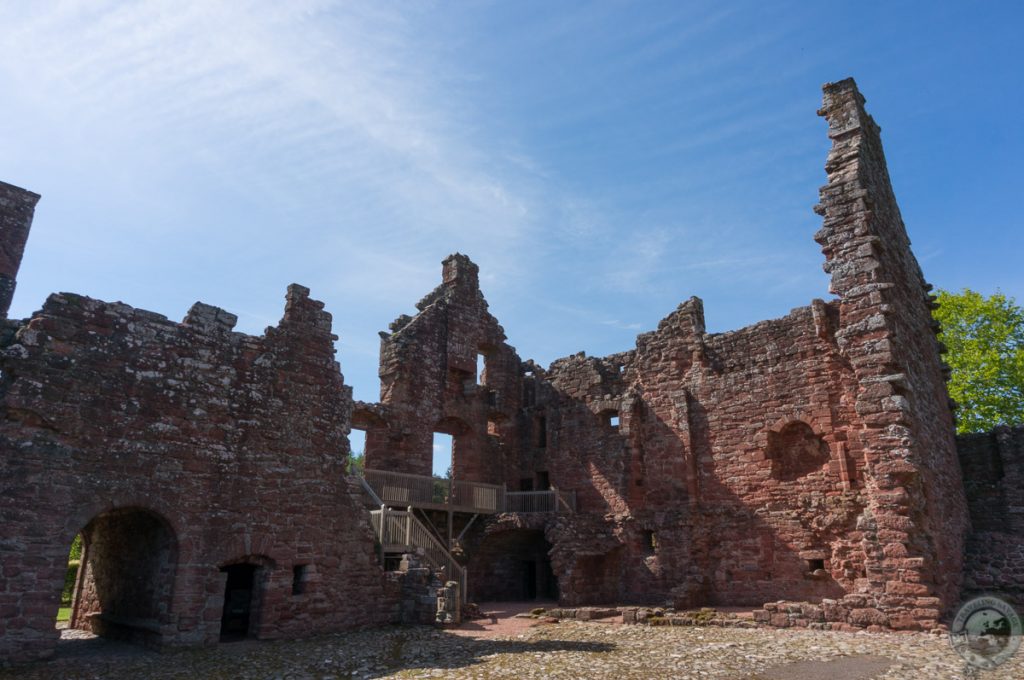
left=69, top=507, right=177, bottom=647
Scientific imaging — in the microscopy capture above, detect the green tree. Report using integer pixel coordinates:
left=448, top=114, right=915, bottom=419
left=346, top=452, right=365, bottom=475
left=933, top=288, right=1024, bottom=433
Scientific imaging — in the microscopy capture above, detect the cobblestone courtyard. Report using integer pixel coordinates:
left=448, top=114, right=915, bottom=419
left=3, top=619, right=1021, bottom=680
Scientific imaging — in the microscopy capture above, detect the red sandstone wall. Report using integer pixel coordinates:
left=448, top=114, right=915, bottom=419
left=359, top=84, right=973, bottom=627
left=536, top=298, right=865, bottom=608
left=814, top=78, right=969, bottom=628
left=368, top=254, right=524, bottom=485
left=645, top=302, right=864, bottom=606
left=0, top=286, right=391, bottom=663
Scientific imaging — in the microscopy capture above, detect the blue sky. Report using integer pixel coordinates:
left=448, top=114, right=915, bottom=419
left=2, top=1, right=1022, bottom=472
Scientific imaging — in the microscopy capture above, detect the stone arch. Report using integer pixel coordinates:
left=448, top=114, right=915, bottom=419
left=71, top=506, right=179, bottom=646
left=61, top=495, right=186, bottom=562
left=766, top=420, right=831, bottom=481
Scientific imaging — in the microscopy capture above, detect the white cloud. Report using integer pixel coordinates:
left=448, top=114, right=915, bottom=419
left=0, top=0, right=548, bottom=295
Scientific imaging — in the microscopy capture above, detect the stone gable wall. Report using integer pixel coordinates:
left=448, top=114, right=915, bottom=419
left=0, top=286, right=392, bottom=663
left=368, top=254, right=525, bottom=485
left=812, top=79, right=969, bottom=626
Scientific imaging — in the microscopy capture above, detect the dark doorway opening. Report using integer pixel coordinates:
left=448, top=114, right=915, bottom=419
left=65, top=507, right=178, bottom=648
left=523, top=561, right=537, bottom=599
left=220, top=564, right=256, bottom=641
left=469, top=529, right=558, bottom=602
left=520, top=558, right=557, bottom=600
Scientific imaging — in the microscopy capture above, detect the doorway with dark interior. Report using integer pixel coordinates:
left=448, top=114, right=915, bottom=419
left=469, top=529, right=558, bottom=603
left=60, top=507, right=178, bottom=648
left=220, top=563, right=257, bottom=641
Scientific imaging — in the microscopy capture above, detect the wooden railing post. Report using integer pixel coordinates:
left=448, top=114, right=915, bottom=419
left=405, top=506, right=413, bottom=547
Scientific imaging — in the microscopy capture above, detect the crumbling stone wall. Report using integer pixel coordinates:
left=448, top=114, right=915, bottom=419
left=0, top=276, right=393, bottom=662
left=811, top=78, right=969, bottom=626
left=0, top=181, right=38, bottom=319
left=0, top=76, right=991, bottom=664
left=959, top=426, right=1024, bottom=606
left=359, top=80, right=969, bottom=631
left=366, top=254, right=526, bottom=485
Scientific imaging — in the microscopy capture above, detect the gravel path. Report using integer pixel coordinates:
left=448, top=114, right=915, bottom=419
left=2, top=619, right=1021, bottom=679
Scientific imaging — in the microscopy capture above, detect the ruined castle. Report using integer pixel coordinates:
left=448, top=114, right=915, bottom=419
left=1, top=79, right=1021, bottom=664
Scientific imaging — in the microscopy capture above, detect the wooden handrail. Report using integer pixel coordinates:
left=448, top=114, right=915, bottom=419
left=369, top=506, right=467, bottom=603
left=362, top=468, right=506, bottom=514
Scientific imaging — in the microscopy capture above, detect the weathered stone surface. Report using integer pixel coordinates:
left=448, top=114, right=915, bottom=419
left=354, top=79, right=985, bottom=633
left=0, top=79, right=1019, bottom=667
left=0, top=181, right=39, bottom=319
left=0, top=286, right=395, bottom=662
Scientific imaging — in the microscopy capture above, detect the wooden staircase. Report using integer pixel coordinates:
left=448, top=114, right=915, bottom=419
left=354, top=469, right=577, bottom=605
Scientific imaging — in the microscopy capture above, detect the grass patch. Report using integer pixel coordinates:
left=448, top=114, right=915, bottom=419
left=56, top=607, right=71, bottom=622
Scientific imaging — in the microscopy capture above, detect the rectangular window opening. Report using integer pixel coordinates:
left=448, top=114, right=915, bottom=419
left=432, top=432, right=453, bottom=479
left=536, top=471, right=550, bottom=491
left=348, top=428, right=366, bottom=475
left=292, top=565, right=308, bottom=595
left=476, top=352, right=486, bottom=385
left=807, top=558, right=825, bottom=572
left=642, top=530, right=657, bottom=555
left=534, top=415, right=547, bottom=448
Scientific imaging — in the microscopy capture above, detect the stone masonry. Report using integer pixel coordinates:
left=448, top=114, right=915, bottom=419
left=358, top=79, right=999, bottom=632
left=0, top=78, right=1020, bottom=664
left=0, top=181, right=40, bottom=320
left=0, top=283, right=398, bottom=662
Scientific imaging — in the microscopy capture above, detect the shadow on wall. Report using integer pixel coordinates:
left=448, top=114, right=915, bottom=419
left=468, top=529, right=558, bottom=602
left=687, top=401, right=856, bottom=607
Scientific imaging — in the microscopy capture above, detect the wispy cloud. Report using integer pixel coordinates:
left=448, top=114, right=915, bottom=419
left=1, top=0, right=924, bottom=401
left=0, top=1, right=549, bottom=292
